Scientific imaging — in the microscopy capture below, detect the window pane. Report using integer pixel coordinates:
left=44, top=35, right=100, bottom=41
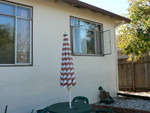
left=73, top=28, right=95, bottom=54
left=95, top=31, right=102, bottom=54
left=0, top=15, right=15, bottom=64
left=80, top=20, right=90, bottom=29
left=71, top=17, right=100, bottom=30
left=80, top=21, right=99, bottom=30
left=103, top=30, right=111, bottom=55
left=86, top=30, right=95, bottom=54
left=0, top=2, right=15, bottom=15
left=17, top=19, right=30, bottom=63
left=17, top=6, right=31, bottom=18
left=71, top=17, right=79, bottom=26
left=73, top=28, right=87, bottom=54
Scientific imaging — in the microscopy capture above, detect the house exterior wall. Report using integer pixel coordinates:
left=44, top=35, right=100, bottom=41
left=0, top=0, right=118, bottom=113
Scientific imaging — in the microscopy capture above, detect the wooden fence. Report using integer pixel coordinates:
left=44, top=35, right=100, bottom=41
left=118, top=57, right=150, bottom=91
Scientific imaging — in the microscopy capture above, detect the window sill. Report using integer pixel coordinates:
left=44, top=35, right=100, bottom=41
left=72, top=53, right=104, bottom=57
left=0, top=64, right=33, bottom=67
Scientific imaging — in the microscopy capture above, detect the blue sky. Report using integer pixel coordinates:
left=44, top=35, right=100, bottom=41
left=79, top=0, right=129, bottom=15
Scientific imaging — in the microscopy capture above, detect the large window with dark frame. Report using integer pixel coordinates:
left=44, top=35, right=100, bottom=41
left=70, top=17, right=111, bottom=56
left=0, top=1, right=32, bottom=65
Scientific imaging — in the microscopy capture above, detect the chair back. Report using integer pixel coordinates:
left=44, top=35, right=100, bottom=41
left=37, top=106, right=48, bottom=113
left=72, top=96, right=89, bottom=104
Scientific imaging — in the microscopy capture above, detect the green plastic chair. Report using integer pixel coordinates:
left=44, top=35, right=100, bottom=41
left=31, top=109, right=34, bottom=113
left=72, top=96, right=89, bottom=104
left=37, top=106, right=48, bottom=113
left=94, top=105, right=113, bottom=113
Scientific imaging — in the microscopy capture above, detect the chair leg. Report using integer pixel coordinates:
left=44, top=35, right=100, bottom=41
left=4, top=105, right=8, bottom=113
left=31, top=109, right=34, bottom=113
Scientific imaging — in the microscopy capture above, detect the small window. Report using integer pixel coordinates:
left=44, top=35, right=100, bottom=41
left=70, top=17, right=111, bottom=56
left=0, top=1, right=32, bottom=65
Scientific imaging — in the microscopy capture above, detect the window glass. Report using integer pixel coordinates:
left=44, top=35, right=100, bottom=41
left=0, top=15, right=15, bottom=64
left=79, top=21, right=97, bottom=30
left=0, top=2, right=15, bottom=15
left=71, top=17, right=102, bottom=55
left=73, top=28, right=95, bottom=54
left=71, top=18, right=100, bottom=31
left=86, top=30, right=95, bottom=54
left=103, top=30, right=111, bottom=55
left=73, top=28, right=87, bottom=54
left=71, top=18, right=79, bottom=26
left=17, top=19, right=30, bottom=63
left=79, top=20, right=89, bottom=29
left=17, top=6, right=31, bottom=18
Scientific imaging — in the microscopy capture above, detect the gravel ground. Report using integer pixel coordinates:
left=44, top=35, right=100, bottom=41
left=99, top=97, right=150, bottom=112
left=119, top=91, right=150, bottom=97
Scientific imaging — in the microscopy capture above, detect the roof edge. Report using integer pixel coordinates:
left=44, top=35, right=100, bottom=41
left=63, top=0, right=131, bottom=23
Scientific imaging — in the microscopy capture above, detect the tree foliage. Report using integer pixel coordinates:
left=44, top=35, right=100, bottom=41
left=0, top=24, right=14, bottom=64
left=118, top=0, right=150, bottom=61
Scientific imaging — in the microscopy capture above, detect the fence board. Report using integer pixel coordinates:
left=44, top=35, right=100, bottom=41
left=134, top=63, right=148, bottom=89
left=147, top=63, right=150, bottom=88
left=118, top=63, right=133, bottom=90
left=118, top=57, right=150, bottom=91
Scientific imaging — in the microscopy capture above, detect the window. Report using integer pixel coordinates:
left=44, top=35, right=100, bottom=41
left=70, top=17, right=111, bottom=56
left=0, top=1, right=32, bottom=65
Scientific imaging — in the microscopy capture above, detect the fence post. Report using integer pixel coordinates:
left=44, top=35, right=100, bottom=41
left=144, top=63, right=148, bottom=88
left=132, top=61, right=135, bottom=91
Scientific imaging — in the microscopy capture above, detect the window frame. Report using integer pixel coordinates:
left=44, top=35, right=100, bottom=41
left=70, top=16, right=104, bottom=56
left=101, top=30, right=111, bottom=55
left=0, top=1, right=33, bottom=66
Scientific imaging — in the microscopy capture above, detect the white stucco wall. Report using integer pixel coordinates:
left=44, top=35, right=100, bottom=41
left=0, top=0, right=118, bottom=113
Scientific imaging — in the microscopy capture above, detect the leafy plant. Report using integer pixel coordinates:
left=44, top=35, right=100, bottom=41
left=118, top=0, right=150, bottom=61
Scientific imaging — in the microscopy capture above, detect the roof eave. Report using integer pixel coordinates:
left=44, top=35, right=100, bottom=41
left=63, top=0, right=131, bottom=23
